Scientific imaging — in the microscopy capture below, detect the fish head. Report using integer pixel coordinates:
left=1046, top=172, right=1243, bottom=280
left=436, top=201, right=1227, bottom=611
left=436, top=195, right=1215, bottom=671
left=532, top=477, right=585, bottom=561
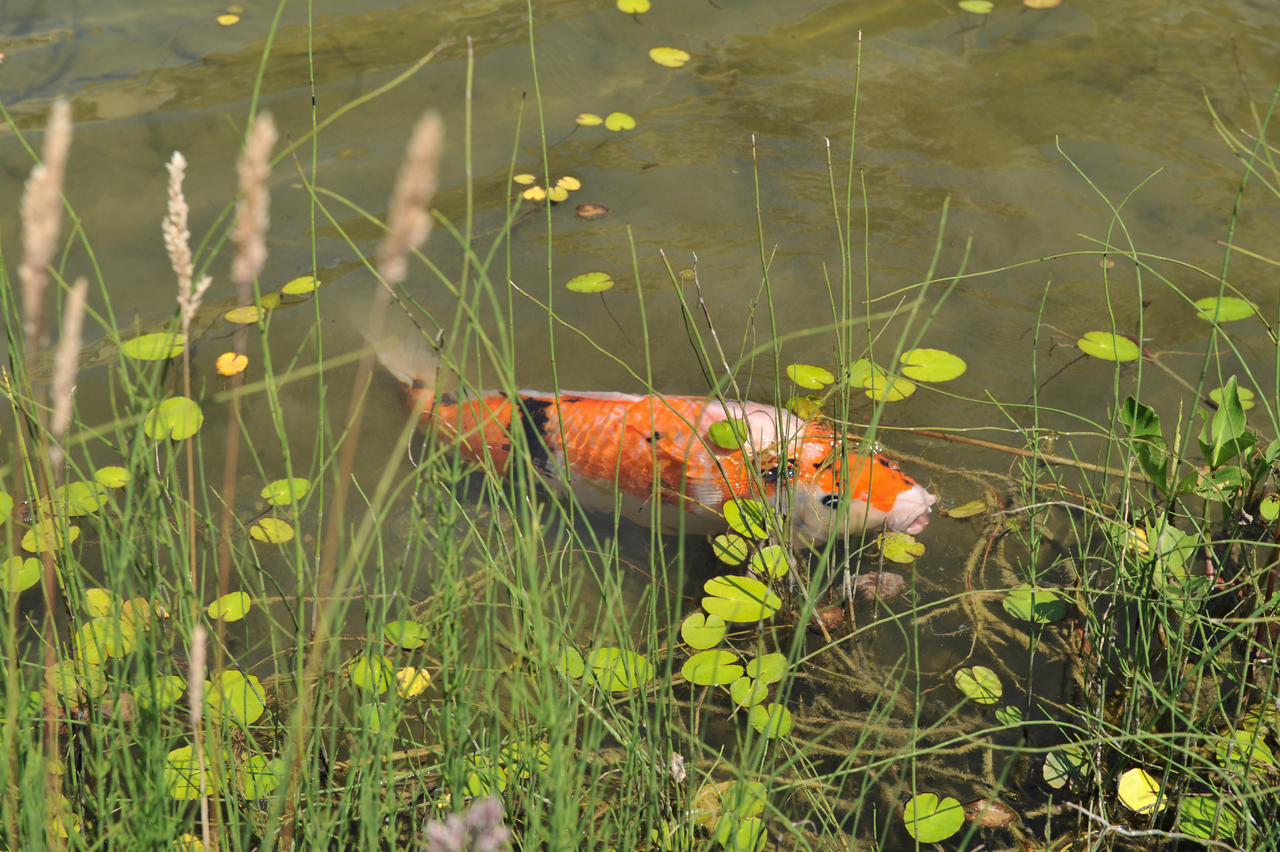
left=786, top=445, right=936, bottom=547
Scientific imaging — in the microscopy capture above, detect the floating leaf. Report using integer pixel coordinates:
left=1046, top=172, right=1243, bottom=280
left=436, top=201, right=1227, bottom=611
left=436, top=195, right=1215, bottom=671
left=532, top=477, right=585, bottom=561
left=712, top=533, right=749, bottom=565
left=995, top=705, right=1023, bottom=725
left=1077, top=331, right=1140, bottom=362
left=747, top=702, right=792, bottom=738
left=1215, top=729, right=1276, bottom=778
left=547, top=185, right=569, bottom=203
left=261, top=477, right=310, bottom=507
left=205, top=670, right=267, bottom=725
left=845, top=358, right=877, bottom=387
left=21, top=520, right=79, bottom=553
left=862, top=374, right=916, bottom=401
left=249, top=518, right=295, bottom=544
left=347, top=653, right=396, bottom=694
left=555, top=175, right=581, bottom=191
left=786, top=395, right=822, bottom=420
left=556, top=646, right=585, bottom=679
left=723, top=499, right=771, bottom=539
left=585, top=647, right=654, bottom=691
left=84, top=587, right=117, bottom=618
left=749, top=545, right=789, bottom=579
left=94, top=466, right=130, bottom=488
left=713, top=817, right=765, bottom=852
left=238, top=754, right=284, bottom=799
left=522, top=185, right=547, bottom=202
left=53, top=481, right=108, bottom=515
left=1023, top=0, right=1061, bottom=7
left=617, top=0, right=650, bottom=13
left=0, top=490, right=11, bottom=520
left=395, top=667, right=432, bottom=698
left=135, top=674, right=184, bottom=714
left=575, top=113, right=603, bottom=126
left=1002, top=584, right=1067, bottom=624
left=877, top=531, right=925, bottom=563
left=604, top=111, right=636, bottom=131
left=785, top=363, right=835, bottom=390
left=1260, top=493, right=1280, bottom=523
left=729, top=676, right=769, bottom=707
left=357, top=701, right=390, bottom=734
left=702, top=574, right=781, bottom=623
left=708, top=418, right=749, bottom=450
left=904, top=793, right=965, bottom=842
left=206, top=591, right=251, bottom=623
left=74, top=617, right=135, bottom=663
left=681, top=649, right=742, bottom=686
left=1116, top=767, right=1167, bottom=813
left=216, top=12, right=240, bottom=25
left=680, top=612, right=727, bottom=650
left=144, top=396, right=204, bottom=440
left=900, top=348, right=967, bottom=382
left=165, top=745, right=208, bottom=800
left=120, top=332, right=186, bottom=361
left=513, top=173, right=537, bottom=185
left=576, top=203, right=608, bottom=219
left=1043, top=744, right=1090, bottom=789
left=1177, top=797, right=1240, bottom=841
left=745, top=653, right=786, bottom=685
left=2, top=556, right=42, bottom=593
left=649, top=47, right=690, bottom=68
left=281, top=275, right=319, bottom=295
left=216, top=352, right=248, bottom=376
left=955, top=665, right=1002, bottom=704
left=1193, top=296, right=1255, bottom=322
left=1209, top=384, right=1255, bottom=410
left=565, top=271, right=615, bottom=293
left=384, top=620, right=428, bottom=649
left=944, top=497, right=988, bottom=519
left=47, top=659, right=106, bottom=700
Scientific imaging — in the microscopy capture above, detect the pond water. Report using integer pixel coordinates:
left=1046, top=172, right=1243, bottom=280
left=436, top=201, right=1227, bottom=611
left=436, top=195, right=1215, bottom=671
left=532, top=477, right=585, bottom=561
left=2, top=0, right=1278, bottom=842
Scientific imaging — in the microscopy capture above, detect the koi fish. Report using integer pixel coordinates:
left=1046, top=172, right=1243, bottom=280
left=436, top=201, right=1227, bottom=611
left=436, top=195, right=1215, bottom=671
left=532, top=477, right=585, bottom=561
left=375, top=335, right=936, bottom=547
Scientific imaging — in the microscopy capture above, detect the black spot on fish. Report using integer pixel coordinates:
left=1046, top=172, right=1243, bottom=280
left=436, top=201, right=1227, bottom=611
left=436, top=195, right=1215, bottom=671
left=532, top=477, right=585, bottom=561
left=560, top=395, right=582, bottom=403
left=516, top=396, right=553, bottom=473
left=646, top=431, right=664, bottom=444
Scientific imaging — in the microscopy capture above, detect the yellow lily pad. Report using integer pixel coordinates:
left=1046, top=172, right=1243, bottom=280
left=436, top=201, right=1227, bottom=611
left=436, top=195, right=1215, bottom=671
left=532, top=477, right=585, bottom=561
left=206, top=591, right=251, bottom=622
left=120, top=332, right=186, bottom=361
left=280, top=275, right=319, bottom=295
left=1116, top=767, right=1167, bottom=813
left=604, top=111, right=636, bottom=131
left=249, top=518, right=294, bottom=543
left=395, top=667, right=432, bottom=698
left=566, top=271, right=614, bottom=293
left=649, top=47, right=690, bottom=68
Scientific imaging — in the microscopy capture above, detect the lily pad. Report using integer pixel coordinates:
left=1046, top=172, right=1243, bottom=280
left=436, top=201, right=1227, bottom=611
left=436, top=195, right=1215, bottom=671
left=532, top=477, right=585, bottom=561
left=616, top=0, right=649, bottom=12
left=862, top=374, right=917, bottom=401
left=205, top=670, right=267, bottom=725
left=729, top=676, right=769, bottom=707
left=904, top=793, right=965, bottom=842
left=224, top=305, right=267, bottom=324
left=238, top=754, right=284, bottom=799
left=954, top=665, right=1002, bottom=704
left=604, top=111, right=636, bottom=131
left=1043, top=743, right=1090, bottom=789
left=1209, top=384, right=1254, bottom=410
left=1177, top=797, right=1240, bottom=841
left=958, top=0, right=994, bottom=12
left=576, top=113, right=603, bottom=126
left=1215, top=729, right=1276, bottom=778
left=877, top=531, right=925, bottom=563
left=53, top=481, right=108, bottom=516
left=723, top=499, right=771, bottom=539
left=680, top=612, right=727, bottom=650
left=347, top=653, right=396, bottom=694
left=712, top=533, right=749, bottom=565
left=749, top=545, right=789, bottom=579
left=566, top=271, right=614, bottom=293
left=649, top=47, right=690, bottom=68
left=586, top=647, right=654, bottom=692
left=1116, top=767, right=1167, bottom=813
left=249, top=518, right=295, bottom=543
left=94, top=466, right=130, bottom=488
left=1193, top=296, right=1255, bottom=322
left=120, top=332, right=186, bottom=361
left=84, top=587, right=117, bottom=617
left=395, top=667, right=432, bottom=698
left=0, top=491, right=11, bottom=520
left=384, top=620, right=428, bottom=649
left=144, top=396, right=204, bottom=440
left=1077, top=331, right=1140, bottom=362
left=2, top=555, right=42, bottom=593
left=747, top=702, right=792, bottom=738
left=995, top=705, right=1023, bottom=725
left=1260, top=493, right=1280, bottom=523
left=702, top=574, right=781, bottom=623
left=900, top=348, right=967, bottom=382
left=261, top=477, right=310, bottom=507
left=165, top=745, right=208, bottom=800
left=556, top=646, right=585, bottom=679
left=681, top=649, right=742, bottom=686
left=134, top=674, right=185, bottom=714
left=1002, top=584, right=1067, bottom=624
left=785, top=363, right=835, bottom=390
left=21, top=520, right=79, bottom=553
left=944, top=497, right=988, bottom=519
left=280, top=275, right=319, bottom=295
left=708, top=418, right=749, bottom=450
left=206, top=591, right=251, bottom=622
left=745, top=652, right=786, bottom=685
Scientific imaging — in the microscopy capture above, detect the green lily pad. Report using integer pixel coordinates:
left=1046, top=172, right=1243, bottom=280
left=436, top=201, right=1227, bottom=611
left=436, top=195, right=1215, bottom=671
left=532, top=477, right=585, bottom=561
left=958, top=0, right=993, bottom=11
left=1260, top=494, right=1279, bottom=523
left=702, top=574, right=781, bottom=623
left=749, top=545, right=789, bottom=579
left=384, top=620, right=428, bottom=649
left=205, top=670, right=267, bottom=725
left=260, top=477, right=310, bottom=507
left=238, top=754, right=285, bottom=799
left=357, top=702, right=390, bottom=734
left=585, top=647, right=654, bottom=691
left=681, top=649, right=743, bottom=686
left=556, top=646, right=585, bottom=679
left=281, top=275, right=319, bottom=295
left=680, top=612, right=727, bottom=650
left=900, top=348, right=967, bottom=382
left=144, top=396, right=204, bottom=440
left=565, top=271, right=615, bottom=293
left=954, top=665, right=1002, bottom=704
left=2, top=555, right=42, bottom=592
left=1117, top=767, right=1167, bottom=813
left=1177, top=797, right=1240, bottom=841
left=1077, top=331, right=1140, bottom=362
left=745, top=652, right=786, bottom=684
left=1215, top=729, right=1276, bottom=777
left=1209, top=384, right=1255, bottom=410
left=1193, top=296, right=1255, bottom=322
left=0, top=491, right=11, bottom=521
left=723, top=499, right=772, bottom=539
left=1002, top=584, right=1067, bottom=624
left=249, top=518, right=295, bottom=544
left=165, top=745, right=208, bottom=800
left=53, top=481, right=108, bottom=516
left=903, top=793, right=965, bottom=842
left=94, top=466, right=130, bottom=488
left=877, top=531, right=925, bottom=563
left=862, top=373, right=916, bottom=401
left=1043, top=743, right=1090, bottom=789
left=747, top=702, right=792, bottom=738
left=845, top=358, right=877, bottom=387
left=347, top=653, right=396, bottom=694
left=785, top=363, right=835, bottom=390
left=120, top=332, right=186, bottom=361
left=21, top=520, right=79, bottom=553
left=206, top=591, right=251, bottom=622
left=604, top=112, right=636, bottom=131
left=135, top=674, right=185, bottom=714
left=994, top=705, right=1023, bottom=725
left=708, top=418, right=749, bottom=450
left=712, top=533, right=749, bottom=565
left=712, top=816, right=765, bottom=852
left=729, top=676, right=769, bottom=707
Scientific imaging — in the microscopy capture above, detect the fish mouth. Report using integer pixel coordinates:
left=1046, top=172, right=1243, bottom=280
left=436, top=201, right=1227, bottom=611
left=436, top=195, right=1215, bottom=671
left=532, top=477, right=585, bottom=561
left=886, top=485, right=937, bottom=536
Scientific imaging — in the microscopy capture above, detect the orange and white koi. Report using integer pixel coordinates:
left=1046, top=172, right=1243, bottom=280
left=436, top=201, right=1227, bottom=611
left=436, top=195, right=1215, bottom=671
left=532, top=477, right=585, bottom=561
left=376, top=336, right=936, bottom=547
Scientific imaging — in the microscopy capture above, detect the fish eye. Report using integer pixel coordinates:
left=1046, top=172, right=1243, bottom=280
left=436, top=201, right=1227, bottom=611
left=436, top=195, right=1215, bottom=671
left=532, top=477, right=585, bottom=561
left=821, top=494, right=840, bottom=509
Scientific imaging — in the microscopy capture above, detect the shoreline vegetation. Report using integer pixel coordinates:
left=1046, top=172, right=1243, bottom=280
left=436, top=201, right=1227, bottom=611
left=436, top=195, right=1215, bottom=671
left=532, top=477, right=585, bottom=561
left=1, top=10, right=1278, bottom=852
